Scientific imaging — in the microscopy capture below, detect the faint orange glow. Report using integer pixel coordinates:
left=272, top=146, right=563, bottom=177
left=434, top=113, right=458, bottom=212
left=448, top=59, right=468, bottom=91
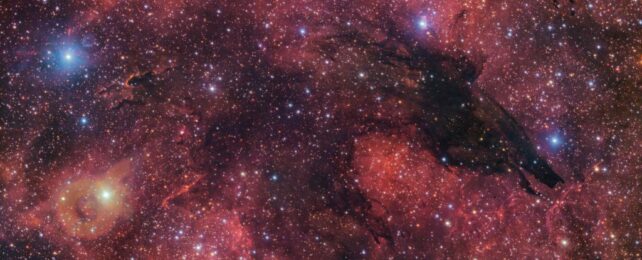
left=54, top=159, right=133, bottom=239
left=161, top=174, right=204, bottom=209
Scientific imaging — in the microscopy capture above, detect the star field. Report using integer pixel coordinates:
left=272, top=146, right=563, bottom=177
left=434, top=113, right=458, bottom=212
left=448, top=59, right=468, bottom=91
left=1, top=0, right=641, bottom=259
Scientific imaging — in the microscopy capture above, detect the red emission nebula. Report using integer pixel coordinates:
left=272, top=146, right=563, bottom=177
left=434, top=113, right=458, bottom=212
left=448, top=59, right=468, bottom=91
left=1, top=0, right=642, bottom=259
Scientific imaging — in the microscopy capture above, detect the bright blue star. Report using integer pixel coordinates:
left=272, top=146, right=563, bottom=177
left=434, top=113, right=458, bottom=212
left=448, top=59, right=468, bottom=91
left=547, top=133, right=563, bottom=148
left=79, top=116, right=89, bottom=125
left=61, top=48, right=78, bottom=65
left=50, top=42, right=87, bottom=72
left=416, top=16, right=429, bottom=30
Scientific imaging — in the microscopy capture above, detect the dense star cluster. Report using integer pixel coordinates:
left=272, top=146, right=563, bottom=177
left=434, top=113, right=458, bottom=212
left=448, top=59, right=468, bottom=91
left=1, top=0, right=642, bottom=259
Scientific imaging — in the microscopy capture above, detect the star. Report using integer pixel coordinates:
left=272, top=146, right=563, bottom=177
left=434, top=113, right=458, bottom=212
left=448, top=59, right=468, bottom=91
left=417, top=16, right=429, bottom=30
left=548, top=134, right=563, bottom=148
left=99, top=189, right=113, bottom=202
left=64, top=52, right=73, bottom=61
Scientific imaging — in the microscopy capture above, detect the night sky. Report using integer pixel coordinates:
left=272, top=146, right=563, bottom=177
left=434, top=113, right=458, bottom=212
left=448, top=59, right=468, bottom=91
left=1, top=0, right=642, bottom=259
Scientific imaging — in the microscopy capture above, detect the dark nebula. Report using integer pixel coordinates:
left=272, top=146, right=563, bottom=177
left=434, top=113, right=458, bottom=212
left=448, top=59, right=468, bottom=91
left=1, top=0, right=641, bottom=259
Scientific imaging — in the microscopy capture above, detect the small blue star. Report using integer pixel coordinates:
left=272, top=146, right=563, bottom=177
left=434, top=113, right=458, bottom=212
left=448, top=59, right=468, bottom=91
left=208, top=83, right=217, bottom=93
left=587, top=80, right=595, bottom=89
